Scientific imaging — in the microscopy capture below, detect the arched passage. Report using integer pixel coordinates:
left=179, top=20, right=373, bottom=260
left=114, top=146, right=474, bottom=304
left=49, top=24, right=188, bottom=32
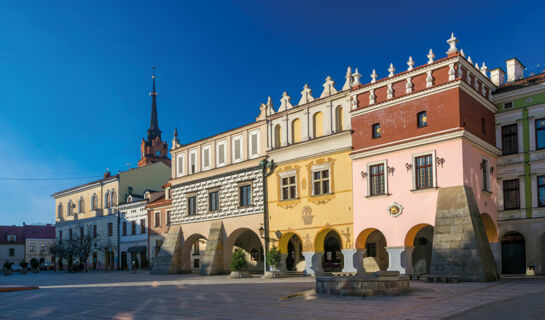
left=315, top=228, right=343, bottom=272
left=278, top=232, right=305, bottom=272
left=181, top=233, right=207, bottom=272
left=405, top=224, right=434, bottom=274
left=501, top=231, right=526, bottom=274
left=226, top=228, right=264, bottom=273
left=356, top=228, right=388, bottom=272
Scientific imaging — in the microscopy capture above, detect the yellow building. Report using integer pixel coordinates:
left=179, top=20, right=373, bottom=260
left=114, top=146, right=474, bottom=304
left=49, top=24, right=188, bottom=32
left=265, top=70, right=357, bottom=275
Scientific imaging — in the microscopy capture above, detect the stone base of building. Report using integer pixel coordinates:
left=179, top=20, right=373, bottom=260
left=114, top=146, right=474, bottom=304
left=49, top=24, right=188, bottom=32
left=316, top=272, right=410, bottom=297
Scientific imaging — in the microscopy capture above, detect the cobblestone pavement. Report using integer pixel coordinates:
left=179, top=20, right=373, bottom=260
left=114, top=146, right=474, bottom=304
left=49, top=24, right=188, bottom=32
left=1, top=272, right=544, bottom=320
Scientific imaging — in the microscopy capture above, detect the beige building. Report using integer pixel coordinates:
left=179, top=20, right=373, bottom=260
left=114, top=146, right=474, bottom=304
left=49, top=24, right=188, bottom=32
left=23, top=224, right=56, bottom=264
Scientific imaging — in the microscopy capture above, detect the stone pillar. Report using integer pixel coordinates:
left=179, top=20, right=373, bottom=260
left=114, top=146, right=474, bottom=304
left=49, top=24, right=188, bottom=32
left=341, top=249, right=366, bottom=274
left=489, top=242, right=501, bottom=274
left=302, top=252, right=323, bottom=276
left=386, top=246, right=414, bottom=274
left=281, top=253, right=288, bottom=273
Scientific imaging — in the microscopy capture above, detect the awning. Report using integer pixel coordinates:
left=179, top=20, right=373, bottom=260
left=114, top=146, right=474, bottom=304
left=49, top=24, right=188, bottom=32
left=127, top=246, right=147, bottom=253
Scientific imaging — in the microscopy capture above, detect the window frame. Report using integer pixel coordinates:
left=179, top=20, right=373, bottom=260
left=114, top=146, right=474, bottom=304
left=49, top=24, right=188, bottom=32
left=535, top=118, right=545, bottom=150
left=202, top=145, right=211, bottom=171
left=154, top=211, right=161, bottom=228
left=239, top=183, right=253, bottom=207
left=481, top=157, right=491, bottom=192
left=311, top=164, right=331, bottom=196
left=122, top=221, right=127, bottom=236
left=417, top=111, right=428, bottom=128
left=216, top=140, right=226, bottom=167
left=166, top=211, right=171, bottom=226
left=249, top=130, right=260, bottom=159
left=189, top=149, right=198, bottom=174
left=107, top=223, right=113, bottom=237
left=366, top=160, right=388, bottom=196
left=232, top=135, right=243, bottom=163
left=538, top=175, right=545, bottom=207
left=501, top=123, right=518, bottom=155
left=176, top=153, right=185, bottom=177
left=503, top=101, right=513, bottom=110
left=131, top=220, right=136, bottom=235
left=188, top=195, right=197, bottom=215
left=208, top=190, right=220, bottom=212
left=279, top=171, right=297, bottom=201
left=503, top=179, right=520, bottom=210
left=411, top=150, right=437, bottom=190
left=372, top=123, right=381, bottom=139
left=140, top=219, right=146, bottom=234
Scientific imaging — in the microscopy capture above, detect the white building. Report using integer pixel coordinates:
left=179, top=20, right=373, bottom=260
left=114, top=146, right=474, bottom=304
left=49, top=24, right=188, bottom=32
left=118, top=193, right=151, bottom=270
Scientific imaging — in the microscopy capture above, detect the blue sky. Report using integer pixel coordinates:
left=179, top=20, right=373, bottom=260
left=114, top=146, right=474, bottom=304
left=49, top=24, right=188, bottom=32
left=1, top=1, right=543, bottom=225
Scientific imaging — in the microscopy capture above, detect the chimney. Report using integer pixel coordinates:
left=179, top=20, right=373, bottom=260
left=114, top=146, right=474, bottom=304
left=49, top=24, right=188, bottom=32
left=490, top=68, right=506, bottom=86
left=506, top=58, right=525, bottom=82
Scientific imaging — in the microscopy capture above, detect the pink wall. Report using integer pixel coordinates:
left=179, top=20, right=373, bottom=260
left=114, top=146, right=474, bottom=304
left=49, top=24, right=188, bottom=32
left=352, top=138, right=497, bottom=247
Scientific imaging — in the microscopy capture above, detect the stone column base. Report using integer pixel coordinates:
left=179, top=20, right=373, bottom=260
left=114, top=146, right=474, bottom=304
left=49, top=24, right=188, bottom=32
left=302, top=252, right=323, bottom=276
left=386, top=246, right=414, bottom=274
left=341, top=249, right=366, bottom=274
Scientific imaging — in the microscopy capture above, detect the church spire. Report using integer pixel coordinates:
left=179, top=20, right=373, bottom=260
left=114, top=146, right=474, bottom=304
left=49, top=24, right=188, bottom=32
left=147, top=66, right=161, bottom=141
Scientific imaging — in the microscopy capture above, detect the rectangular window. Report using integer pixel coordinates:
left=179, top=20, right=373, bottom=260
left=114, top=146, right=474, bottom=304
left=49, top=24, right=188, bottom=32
left=281, top=175, right=297, bottom=200
left=504, top=102, right=513, bottom=109
left=108, top=223, right=113, bottom=237
left=312, top=169, right=330, bottom=195
left=155, top=212, right=161, bottom=228
left=93, top=225, right=97, bottom=238
left=415, top=155, right=434, bottom=189
left=131, top=221, right=136, bottom=235
left=166, top=211, right=171, bottom=226
left=249, top=131, right=259, bottom=158
left=202, top=146, right=211, bottom=170
left=189, top=151, right=197, bottom=174
left=502, top=124, right=518, bottom=155
left=503, top=179, right=520, bottom=210
left=122, top=222, right=127, bottom=236
left=538, top=176, right=545, bottom=207
left=209, top=191, right=219, bottom=211
left=217, top=141, right=226, bottom=167
left=417, top=111, right=427, bottom=128
left=239, top=185, right=252, bottom=207
left=30, top=243, right=35, bottom=253
left=366, top=243, right=377, bottom=258
left=9, top=248, right=14, bottom=257
left=370, top=164, right=386, bottom=195
left=372, top=123, right=381, bottom=138
left=141, top=219, right=146, bottom=234
left=536, top=118, right=545, bottom=150
left=481, top=159, right=490, bottom=192
left=188, top=196, right=197, bottom=215
left=176, top=153, right=185, bottom=177
left=40, top=244, right=46, bottom=253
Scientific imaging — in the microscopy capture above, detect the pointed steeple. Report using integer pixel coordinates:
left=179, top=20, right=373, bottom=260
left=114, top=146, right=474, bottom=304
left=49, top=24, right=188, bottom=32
left=147, top=66, right=162, bottom=141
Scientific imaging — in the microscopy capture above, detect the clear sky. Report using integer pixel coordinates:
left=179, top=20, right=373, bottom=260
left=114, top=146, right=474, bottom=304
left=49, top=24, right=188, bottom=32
left=1, top=0, right=543, bottom=225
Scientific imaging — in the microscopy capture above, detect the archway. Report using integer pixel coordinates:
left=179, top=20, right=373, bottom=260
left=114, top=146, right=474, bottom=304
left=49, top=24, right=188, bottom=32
left=501, top=231, right=526, bottom=274
left=356, top=228, right=388, bottom=272
left=405, top=224, right=434, bottom=274
left=315, top=229, right=343, bottom=272
left=278, top=232, right=305, bottom=272
left=182, top=234, right=207, bottom=272
left=226, top=228, right=264, bottom=273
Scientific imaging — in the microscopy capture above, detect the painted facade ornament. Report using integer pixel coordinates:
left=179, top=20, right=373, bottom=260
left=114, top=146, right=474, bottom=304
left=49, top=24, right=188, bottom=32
left=302, top=206, right=314, bottom=225
left=278, top=92, right=293, bottom=112
left=405, top=77, right=413, bottom=94
left=427, top=49, right=435, bottom=64
left=387, top=202, right=404, bottom=218
left=426, top=70, right=434, bottom=88
left=369, top=89, right=376, bottom=104
left=342, top=66, right=352, bottom=90
left=407, top=56, right=415, bottom=71
left=387, top=83, right=393, bottom=99
left=352, top=68, right=362, bottom=86
left=448, top=63, right=456, bottom=81
left=446, top=32, right=459, bottom=54
left=370, top=69, right=377, bottom=83
left=388, top=63, right=395, bottom=77
left=299, top=84, right=314, bottom=105
left=320, top=76, right=337, bottom=98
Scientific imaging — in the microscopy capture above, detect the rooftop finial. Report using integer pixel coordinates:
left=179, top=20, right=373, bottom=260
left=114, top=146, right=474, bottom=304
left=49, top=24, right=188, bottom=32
left=370, top=69, right=377, bottom=83
left=446, top=33, right=459, bottom=54
left=427, top=49, right=435, bottom=64
left=342, top=66, right=353, bottom=90
left=388, top=63, right=395, bottom=77
left=407, top=57, right=415, bottom=71
left=352, top=68, right=362, bottom=86
left=147, top=66, right=161, bottom=141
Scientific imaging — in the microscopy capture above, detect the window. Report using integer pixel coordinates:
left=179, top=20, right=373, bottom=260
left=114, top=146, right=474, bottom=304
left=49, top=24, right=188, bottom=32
left=111, top=190, right=116, bottom=206
left=536, top=118, right=545, bottom=150
left=481, top=118, right=486, bottom=134
left=93, top=225, right=97, bottom=238
left=503, top=179, right=520, bottom=210
left=105, top=191, right=110, bottom=208
left=372, top=123, right=381, bottom=138
left=249, top=130, right=260, bottom=158
left=155, top=212, right=161, bottom=227
left=67, top=200, right=73, bottom=216
left=141, top=219, right=146, bottom=234
left=188, top=196, right=197, bottom=215
left=366, top=243, right=377, bottom=258
left=166, top=211, right=171, bottom=226
left=202, top=146, right=211, bottom=170
left=335, top=107, right=343, bottom=132
left=313, top=112, right=324, bottom=138
left=503, top=102, right=513, bottom=109
left=239, top=184, right=252, bottom=207
left=108, top=223, right=113, bottom=237
left=78, top=197, right=85, bottom=213
left=481, top=159, right=490, bottom=192
left=193, top=242, right=200, bottom=255
left=415, top=155, right=434, bottom=189
left=189, top=150, right=197, bottom=174
left=274, top=124, right=282, bottom=148
left=131, top=221, right=136, bottom=235
left=281, top=175, right=297, bottom=200
left=69, top=229, right=72, bottom=240
left=370, top=164, right=386, bottom=195
left=232, top=135, right=242, bottom=162
left=123, top=222, right=127, bottom=236
left=216, top=141, right=226, bottom=167
left=538, top=176, right=545, bottom=207
left=417, top=111, right=427, bottom=128
left=40, top=244, right=46, bottom=253
left=9, top=248, right=14, bottom=257
left=291, top=119, right=301, bottom=144
left=59, top=231, right=63, bottom=242
left=91, top=194, right=98, bottom=210
left=57, top=203, right=63, bottom=218
left=30, top=243, right=35, bottom=253
left=80, top=227, right=84, bottom=238
left=501, top=124, right=518, bottom=155
left=209, top=191, right=219, bottom=212
left=176, top=153, right=185, bottom=177
left=312, top=169, right=330, bottom=195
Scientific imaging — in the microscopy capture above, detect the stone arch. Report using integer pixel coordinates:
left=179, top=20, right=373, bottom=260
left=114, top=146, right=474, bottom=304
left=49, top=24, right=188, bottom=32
left=314, top=228, right=344, bottom=272
left=278, top=231, right=305, bottom=272
left=356, top=228, right=388, bottom=272
left=481, top=213, right=498, bottom=242
left=312, top=111, right=324, bottom=138
left=225, top=228, right=264, bottom=272
left=406, top=224, right=434, bottom=274
left=501, top=231, right=526, bottom=274
left=274, top=124, right=282, bottom=148
left=404, top=223, right=433, bottom=247
left=314, top=227, right=345, bottom=252
left=291, top=118, right=302, bottom=144
left=181, top=233, right=207, bottom=272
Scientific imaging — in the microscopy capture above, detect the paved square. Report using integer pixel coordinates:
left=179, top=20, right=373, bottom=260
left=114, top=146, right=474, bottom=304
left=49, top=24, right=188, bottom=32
left=1, top=272, right=545, bottom=319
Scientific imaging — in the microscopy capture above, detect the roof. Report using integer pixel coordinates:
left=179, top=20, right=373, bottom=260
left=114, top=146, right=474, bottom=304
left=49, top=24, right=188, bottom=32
left=51, top=174, right=119, bottom=198
left=0, top=226, right=25, bottom=244
left=495, top=71, right=545, bottom=94
left=23, top=225, right=55, bottom=240
left=146, top=190, right=172, bottom=209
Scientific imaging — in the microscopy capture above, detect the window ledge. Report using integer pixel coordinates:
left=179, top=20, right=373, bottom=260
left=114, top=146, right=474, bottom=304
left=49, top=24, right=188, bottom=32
left=311, top=193, right=334, bottom=198
left=279, top=198, right=300, bottom=202
left=481, top=189, right=492, bottom=195
left=365, top=193, right=391, bottom=199
left=410, top=187, right=438, bottom=193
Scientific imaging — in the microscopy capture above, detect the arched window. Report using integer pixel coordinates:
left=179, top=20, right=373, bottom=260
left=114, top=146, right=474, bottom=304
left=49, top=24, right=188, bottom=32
left=57, top=203, right=63, bottom=218
left=105, top=191, right=110, bottom=208
left=291, top=118, right=301, bottom=144
left=274, top=124, right=282, bottom=148
left=91, top=194, right=98, bottom=210
left=67, top=200, right=73, bottom=216
left=313, top=112, right=323, bottom=138
left=110, top=190, right=117, bottom=206
left=335, top=107, right=343, bottom=132
left=78, top=197, right=85, bottom=214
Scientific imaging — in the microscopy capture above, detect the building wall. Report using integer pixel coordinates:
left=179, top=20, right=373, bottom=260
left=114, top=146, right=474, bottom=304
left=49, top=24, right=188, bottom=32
left=148, top=204, right=171, bottom=262
left=0, top=244, right=25, bottom=265
left=119, top=162, right=171, bottom=199
left=25, top=239, right=55, bottom=263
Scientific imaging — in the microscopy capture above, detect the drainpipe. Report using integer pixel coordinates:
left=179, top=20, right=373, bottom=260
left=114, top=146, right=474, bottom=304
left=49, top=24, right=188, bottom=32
left=259, top=158, right=276, bottom=275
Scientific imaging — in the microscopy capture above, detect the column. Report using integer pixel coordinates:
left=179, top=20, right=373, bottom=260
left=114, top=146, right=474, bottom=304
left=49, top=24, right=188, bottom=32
left=303, top=108, right=310, bottom=141
left=386, top=246, right=414, bottom=274
left=341, top=249, right=366, bottom=275
left=302, top=252, right=323, bottom=276
left=325, top=103, right=333, bottom=135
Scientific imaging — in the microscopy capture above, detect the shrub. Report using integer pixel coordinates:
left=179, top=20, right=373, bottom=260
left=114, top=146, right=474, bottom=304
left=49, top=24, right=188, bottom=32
left=19, top=261, right=28, bottom=269
left=266, top=246, right=282, bottom=270
left=3, top=261, right=12, bottom=270
left=230, top=248, right=247, bottom=271
left=30, top=258, right=40, bottom=269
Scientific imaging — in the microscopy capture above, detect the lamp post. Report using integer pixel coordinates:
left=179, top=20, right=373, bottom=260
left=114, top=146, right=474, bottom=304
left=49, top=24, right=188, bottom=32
left=259, top=158, right=275, bottom=276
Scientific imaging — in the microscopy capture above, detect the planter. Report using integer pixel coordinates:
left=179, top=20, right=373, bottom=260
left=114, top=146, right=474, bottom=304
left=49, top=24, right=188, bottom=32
left=31, top=268, right=39, bottom=274
left=261, top=270, right=287, bottom=279
left=4, top=270, right=12, bottom=276
left=227, top=271, right=250, bottom=278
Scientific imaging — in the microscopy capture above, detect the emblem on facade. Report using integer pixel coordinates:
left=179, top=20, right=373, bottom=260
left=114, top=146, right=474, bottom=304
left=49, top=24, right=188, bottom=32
left=302, top=206, right=314, bottom=225
left=387, top=202, right=403, bottom=218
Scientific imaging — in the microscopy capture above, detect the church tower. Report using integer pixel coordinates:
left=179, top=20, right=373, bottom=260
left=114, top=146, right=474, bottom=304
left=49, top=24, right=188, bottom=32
left=138, top=67, right=170, bottom=168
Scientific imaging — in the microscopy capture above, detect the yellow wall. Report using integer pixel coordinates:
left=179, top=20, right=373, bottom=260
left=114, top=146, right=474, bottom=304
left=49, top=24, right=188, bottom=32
left=267, top=150, right=353, bottom=253
left=292, top=118, right=301, bottom=143
left=54, top=181, right=117, bottom=222
left=313, top=112, right=323, bottom=138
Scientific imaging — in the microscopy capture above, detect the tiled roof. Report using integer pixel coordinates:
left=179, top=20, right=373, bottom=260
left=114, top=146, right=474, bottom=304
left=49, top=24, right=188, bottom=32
left=0, top=226, right=25, bottom=245
left=23, top=225, right=55, bottom=240
left=495, top=72, right=545, bottom=94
